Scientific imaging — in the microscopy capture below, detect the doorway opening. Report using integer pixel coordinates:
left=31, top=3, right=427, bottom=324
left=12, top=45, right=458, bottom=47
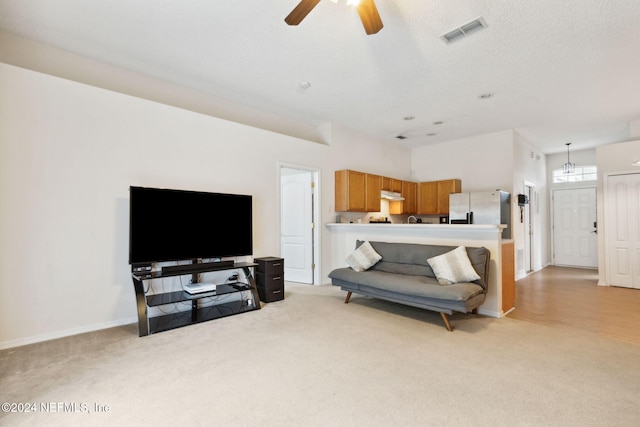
left=279, top=165, right=320, bottom=285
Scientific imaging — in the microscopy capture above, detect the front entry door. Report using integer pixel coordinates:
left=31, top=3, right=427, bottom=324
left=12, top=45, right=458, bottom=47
left=553, top=188, right=598, bottom=268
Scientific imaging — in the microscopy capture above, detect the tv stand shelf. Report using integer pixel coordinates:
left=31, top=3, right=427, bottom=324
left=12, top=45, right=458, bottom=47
left=146, top=283, right=250, bottom=306
left=132, top=262, right=261, bottom=336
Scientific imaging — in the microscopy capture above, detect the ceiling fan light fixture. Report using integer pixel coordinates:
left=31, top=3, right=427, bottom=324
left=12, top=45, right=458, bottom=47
left=286, top=0, right=382, bottom=35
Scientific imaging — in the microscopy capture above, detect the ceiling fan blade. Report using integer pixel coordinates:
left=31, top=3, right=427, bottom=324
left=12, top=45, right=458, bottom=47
left=357, top=0, right=383, bottom=35
left=285, top=0, right=322, bottom=26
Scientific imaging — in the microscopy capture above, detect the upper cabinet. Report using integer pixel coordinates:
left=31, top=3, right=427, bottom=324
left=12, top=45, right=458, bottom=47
left=418, top=179, right=461, bottom=214
left=381, top=176, right=402, bottom=193
left=389, top=181, right=417, bottom=215
left=417, top=181, right=439, bottom=214
left=335, top=170, right=366, bottom=212
left=403, top=181, right=418, bottom=214
left=437, top=179, right=462, bottom=214
left=335, top=170, right=459, bottom=215
left=335, top=170, right=383, bottom=212
left=365, top=174, right=382, bottom=212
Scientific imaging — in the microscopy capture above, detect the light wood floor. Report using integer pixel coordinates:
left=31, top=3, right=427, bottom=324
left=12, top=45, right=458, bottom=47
left=507, top=266, right=640, bottom=345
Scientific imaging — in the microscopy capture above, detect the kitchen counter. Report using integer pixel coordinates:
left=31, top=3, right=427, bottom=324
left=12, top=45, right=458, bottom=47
left=328, top=222, right=506, bottom=229
left=327, top=222, right=507, bottom=241
left=326, top=222, right=508, bottom=318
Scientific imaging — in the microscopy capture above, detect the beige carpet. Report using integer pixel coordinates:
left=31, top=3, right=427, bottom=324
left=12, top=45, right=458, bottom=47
left=1, top=282, right=639, bottom=426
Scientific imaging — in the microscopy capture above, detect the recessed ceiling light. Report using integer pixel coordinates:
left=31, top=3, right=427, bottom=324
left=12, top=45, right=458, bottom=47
left=403, top=116, right=415, bottom=121
left=299, top=81, right=311, bottom=89
left=433, top=121, right=443, bottom=125
left=427, top=133, right=437, bottom=136
left=478, top=93, right=493, bottom=99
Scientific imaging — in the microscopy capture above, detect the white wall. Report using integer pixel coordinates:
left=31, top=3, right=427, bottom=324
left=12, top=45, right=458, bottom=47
left=630, top=119, right=640, bottom=138
left=411, top=130, right=514, bottom=191
left=0, top=63, right=413, bottom=348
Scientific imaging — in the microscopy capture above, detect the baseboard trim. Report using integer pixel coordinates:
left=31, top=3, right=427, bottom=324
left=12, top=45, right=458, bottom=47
left=0, top=317, right=138, bottom=350
left=477, top=308, right=501, bottom=318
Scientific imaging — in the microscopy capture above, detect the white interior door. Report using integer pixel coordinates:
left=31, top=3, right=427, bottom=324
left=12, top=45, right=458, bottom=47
left=553, top=187, right=598, bottom=268
left=605, top=173, right=640, bottom=289
left=281, top=169, right=314, bottom=284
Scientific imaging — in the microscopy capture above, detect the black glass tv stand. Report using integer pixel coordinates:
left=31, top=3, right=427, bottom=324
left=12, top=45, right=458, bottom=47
left=131, top=261, right=261, bottom=336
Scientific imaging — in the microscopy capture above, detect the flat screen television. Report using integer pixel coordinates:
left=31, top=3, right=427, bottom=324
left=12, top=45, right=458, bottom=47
left=129, top=186, right=253, bottom=265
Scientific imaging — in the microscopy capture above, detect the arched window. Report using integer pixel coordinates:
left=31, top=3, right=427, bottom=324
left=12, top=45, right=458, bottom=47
left=552, top=166, right=597, bottom=183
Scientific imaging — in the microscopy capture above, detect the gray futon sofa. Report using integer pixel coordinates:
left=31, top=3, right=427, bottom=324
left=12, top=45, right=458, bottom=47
left=328, top=240, right=490, bottom=331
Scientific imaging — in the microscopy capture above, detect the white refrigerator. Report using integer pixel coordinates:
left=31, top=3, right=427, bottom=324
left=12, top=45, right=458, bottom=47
left=449, top=190, right=511, bottom=238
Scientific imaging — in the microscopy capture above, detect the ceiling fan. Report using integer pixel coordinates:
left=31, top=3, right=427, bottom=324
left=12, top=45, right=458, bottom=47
left=285, top=0, right=383, bottom=35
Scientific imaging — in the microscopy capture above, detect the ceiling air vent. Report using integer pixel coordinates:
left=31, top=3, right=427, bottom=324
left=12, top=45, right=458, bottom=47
left=440, top=17, right=487, bottom=44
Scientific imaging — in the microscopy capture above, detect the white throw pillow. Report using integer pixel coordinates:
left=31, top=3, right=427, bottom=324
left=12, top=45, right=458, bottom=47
left=427, top=246, right=481, bottom=285
left=346, top=241, right=382, bottom=272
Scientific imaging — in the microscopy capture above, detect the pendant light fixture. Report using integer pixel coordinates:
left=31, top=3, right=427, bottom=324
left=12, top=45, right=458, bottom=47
left=563, top=143, right=575, bottom=174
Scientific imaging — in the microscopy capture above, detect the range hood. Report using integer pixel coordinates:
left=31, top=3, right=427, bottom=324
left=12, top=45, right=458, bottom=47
left=381, top=190, right=405, bottom=201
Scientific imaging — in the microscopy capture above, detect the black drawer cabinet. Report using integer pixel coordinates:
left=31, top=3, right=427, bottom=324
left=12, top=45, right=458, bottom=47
left=254, top=257, right=284, bottom=302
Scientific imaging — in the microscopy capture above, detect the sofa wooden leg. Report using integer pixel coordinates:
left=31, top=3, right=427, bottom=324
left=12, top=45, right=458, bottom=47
left=440, top=312, right=453, bottom=331
left=472, top=308, right=478, bottom=315
left=344, top=291, right=352, bottom=304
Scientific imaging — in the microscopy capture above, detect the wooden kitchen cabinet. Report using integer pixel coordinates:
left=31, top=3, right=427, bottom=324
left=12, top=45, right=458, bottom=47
left=437, top=179, right=462, bottom=214
left=390, top=181, right=417, bottom=214
left=336, top=170, right=458, bottom=215
left=403, top=181, right=417, bottom=213
left=382, top=176, right=402, bottom=193
left=417, top=179, right=461, bottom=215
left=335, top=170, right=383, bottom=212
left=417, top=181, right=438, bottom=214
left=335, top=170, right=366, bottom=212
left=365, top=174, right=382, bottom=212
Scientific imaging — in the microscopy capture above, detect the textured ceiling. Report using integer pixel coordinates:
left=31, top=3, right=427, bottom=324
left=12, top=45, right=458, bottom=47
left=1, top=0, right=640, bottom=154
